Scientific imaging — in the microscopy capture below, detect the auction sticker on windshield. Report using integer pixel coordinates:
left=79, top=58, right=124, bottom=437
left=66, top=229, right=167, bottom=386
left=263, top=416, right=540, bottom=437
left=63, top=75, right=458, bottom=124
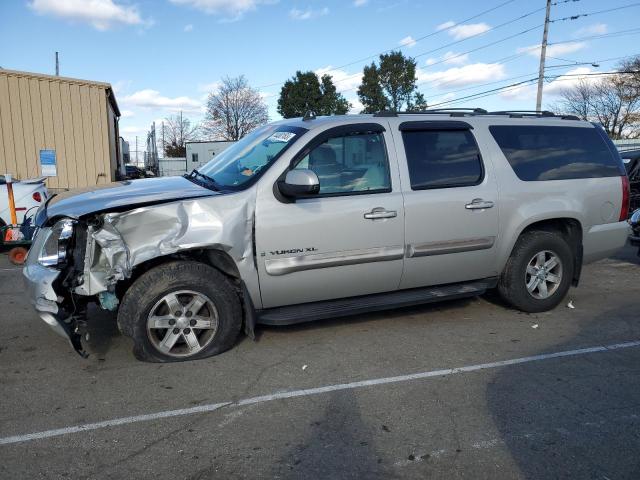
left=268, top=131, right=297, bottom=143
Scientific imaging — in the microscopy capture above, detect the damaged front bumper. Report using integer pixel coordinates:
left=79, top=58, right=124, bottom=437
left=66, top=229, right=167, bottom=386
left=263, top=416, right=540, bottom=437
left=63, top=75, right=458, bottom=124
left=22, top=230, right=88, bottom=357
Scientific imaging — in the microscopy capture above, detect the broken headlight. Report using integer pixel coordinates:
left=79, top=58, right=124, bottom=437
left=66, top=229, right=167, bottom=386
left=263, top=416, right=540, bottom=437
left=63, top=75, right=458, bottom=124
left=38, top=218, right=76, bottom=268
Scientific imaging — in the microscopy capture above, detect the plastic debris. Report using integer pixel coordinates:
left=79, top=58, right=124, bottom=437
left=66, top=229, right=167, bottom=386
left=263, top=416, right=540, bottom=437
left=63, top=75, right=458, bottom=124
left=302, top=365, right=308, bottom=371
left=531, top=324, right=539, bottom=329
left=567, top=300, right=575, bottom=309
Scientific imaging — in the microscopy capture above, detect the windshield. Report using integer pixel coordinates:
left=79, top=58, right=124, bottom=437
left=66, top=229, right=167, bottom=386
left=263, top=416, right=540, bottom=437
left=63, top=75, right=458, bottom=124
left=196, top=124, right=307, bottom=189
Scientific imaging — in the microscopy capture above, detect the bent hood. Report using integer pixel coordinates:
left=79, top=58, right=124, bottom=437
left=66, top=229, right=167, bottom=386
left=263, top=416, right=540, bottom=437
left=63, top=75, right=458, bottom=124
left=37, top=176, right=218, bottom=226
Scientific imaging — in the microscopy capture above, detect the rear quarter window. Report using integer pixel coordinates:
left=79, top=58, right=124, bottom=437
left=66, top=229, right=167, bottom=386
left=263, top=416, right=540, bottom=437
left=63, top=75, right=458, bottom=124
left=489, top=125, right=623, bottom=181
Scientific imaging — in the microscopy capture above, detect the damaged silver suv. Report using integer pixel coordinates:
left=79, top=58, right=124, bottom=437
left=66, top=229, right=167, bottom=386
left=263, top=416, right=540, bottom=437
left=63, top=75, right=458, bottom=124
left=24, top=110, right=631, bottom=361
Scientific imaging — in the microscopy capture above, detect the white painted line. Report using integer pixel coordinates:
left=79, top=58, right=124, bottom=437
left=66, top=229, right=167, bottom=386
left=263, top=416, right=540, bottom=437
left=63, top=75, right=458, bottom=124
left=1, top=339, right=639, bottom=446
left=0, top=402, right=230, bottom=446
left=0, top=268, right=21, bottom=272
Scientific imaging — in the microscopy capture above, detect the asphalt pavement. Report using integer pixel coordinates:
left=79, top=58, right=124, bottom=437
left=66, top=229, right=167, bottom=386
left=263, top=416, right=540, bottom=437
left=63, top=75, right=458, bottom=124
left=0, top=245, right=639, bottom=479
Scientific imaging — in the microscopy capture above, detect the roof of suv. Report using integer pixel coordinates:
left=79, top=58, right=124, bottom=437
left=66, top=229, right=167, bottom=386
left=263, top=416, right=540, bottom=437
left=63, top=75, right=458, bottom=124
left=274, top=110, right=592, bottom=131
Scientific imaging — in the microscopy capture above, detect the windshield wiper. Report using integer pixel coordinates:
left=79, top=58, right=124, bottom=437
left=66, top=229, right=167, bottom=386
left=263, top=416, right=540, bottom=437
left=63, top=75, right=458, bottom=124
left=185, top=169, right=220, bottom=191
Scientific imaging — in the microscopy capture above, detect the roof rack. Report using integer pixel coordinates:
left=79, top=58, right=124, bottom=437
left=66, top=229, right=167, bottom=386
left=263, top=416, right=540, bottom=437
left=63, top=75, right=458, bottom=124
left=373, top=108, right=488, bottom=118
left=373, top=108, right=580, bottom=120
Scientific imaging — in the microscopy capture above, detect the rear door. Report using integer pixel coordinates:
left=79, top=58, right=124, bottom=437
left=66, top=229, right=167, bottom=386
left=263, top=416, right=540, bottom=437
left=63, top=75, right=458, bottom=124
left=255, top=122, right=405, bottom=308
left=391, top=119, right=500, bottom=289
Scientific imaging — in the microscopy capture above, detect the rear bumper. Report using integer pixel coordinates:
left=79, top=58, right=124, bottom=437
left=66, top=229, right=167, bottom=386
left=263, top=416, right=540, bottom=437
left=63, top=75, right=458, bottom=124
left=583, top=221, right=631, bottom=263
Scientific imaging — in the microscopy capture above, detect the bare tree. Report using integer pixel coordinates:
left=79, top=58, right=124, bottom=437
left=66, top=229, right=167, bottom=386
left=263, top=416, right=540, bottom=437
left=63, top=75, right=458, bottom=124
left=162, top=111, right=201, bottom=157
left=554, top=58, right=640, bottom=139
left=203, top=76, right=268, bottom=141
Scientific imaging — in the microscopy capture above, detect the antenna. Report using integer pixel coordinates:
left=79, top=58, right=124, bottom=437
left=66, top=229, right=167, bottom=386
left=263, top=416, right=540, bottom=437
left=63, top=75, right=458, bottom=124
left=55, top=52, right=59, bottom=76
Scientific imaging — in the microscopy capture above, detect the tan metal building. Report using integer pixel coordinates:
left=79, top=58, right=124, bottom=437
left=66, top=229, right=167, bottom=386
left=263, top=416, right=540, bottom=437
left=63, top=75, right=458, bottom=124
left=0, top=69, right=121, bottom=190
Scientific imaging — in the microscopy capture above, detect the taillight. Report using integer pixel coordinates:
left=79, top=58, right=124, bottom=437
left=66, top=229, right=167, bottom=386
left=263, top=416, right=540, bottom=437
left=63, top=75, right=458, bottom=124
left=620, top=175, right=630, bottom=221
left=32, top=191, right=42, bottom=203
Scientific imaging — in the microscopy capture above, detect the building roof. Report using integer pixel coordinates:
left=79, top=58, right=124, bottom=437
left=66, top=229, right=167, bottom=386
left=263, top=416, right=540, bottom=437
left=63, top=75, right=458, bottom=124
left=0, top=68, right=121, bottom=117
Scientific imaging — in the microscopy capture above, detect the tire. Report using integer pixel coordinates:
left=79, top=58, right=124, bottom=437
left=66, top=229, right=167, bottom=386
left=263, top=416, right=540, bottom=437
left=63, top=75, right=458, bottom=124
left=118, top=261, right=242, bottom=362
left=498, top=230, right=574, bottom=313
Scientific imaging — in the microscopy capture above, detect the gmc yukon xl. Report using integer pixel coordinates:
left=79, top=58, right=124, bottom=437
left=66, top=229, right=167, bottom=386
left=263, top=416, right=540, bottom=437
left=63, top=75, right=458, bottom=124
left=23, top=109, right=631, bottom=361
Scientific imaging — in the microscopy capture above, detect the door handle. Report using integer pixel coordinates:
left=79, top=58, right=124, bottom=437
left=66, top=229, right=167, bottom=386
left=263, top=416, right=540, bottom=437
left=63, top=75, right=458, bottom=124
left=364, top=207, right=397, bottom=220
left=465, top=198, right=495, bottom=210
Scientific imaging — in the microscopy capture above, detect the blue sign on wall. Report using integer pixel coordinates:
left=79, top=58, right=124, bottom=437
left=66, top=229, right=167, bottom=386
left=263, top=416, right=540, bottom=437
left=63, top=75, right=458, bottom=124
left=40, top=149, right=57, bottom=177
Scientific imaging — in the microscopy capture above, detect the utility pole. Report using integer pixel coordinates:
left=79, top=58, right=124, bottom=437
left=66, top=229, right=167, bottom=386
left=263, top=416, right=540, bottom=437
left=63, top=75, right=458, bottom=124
left=135, top=136, right=138, bottom=166
left=55, top=52, right=59, bottom=76
left=161, top=122, right=165, bottom=157
left=536, top=0, right=552, bottom=111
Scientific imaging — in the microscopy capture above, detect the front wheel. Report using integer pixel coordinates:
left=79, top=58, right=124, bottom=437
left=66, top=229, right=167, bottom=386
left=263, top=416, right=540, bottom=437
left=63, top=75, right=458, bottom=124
left=498, top=230, right=574, bottom=313
left=118, top=261, right=242, bottom=362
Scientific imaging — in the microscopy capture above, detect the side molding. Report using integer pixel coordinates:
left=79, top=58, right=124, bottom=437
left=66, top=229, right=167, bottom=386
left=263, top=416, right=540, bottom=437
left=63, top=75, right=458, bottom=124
left=407, top=237, right=495, bottom=258
left=265, top=246, right=405, bottom=276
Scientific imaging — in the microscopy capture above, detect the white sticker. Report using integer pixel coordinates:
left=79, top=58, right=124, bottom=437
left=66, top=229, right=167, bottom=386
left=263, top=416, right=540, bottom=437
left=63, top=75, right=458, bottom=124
left=268, top=131, right=296, bottom=143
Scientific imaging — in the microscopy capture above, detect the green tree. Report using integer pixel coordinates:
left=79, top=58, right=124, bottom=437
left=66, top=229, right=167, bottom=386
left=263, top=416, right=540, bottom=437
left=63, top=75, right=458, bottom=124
left=407, top=92, right=428, bottom=112
left=357, top=63, right=388, bottom=113
left=278, top=71, right=350, bottom=118
left=358, top=50, right=426, bottom=113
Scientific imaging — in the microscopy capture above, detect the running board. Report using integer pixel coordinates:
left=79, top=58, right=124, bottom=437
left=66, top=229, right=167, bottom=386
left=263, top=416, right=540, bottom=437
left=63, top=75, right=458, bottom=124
left=257, top=278, right=497, bottom=326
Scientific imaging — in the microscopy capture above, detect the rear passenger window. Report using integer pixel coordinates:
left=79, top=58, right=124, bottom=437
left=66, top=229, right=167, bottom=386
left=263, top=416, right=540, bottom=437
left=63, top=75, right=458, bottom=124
left=489, top=125, right=623, bottom=181
left=402, top=130, right=483, bottom=190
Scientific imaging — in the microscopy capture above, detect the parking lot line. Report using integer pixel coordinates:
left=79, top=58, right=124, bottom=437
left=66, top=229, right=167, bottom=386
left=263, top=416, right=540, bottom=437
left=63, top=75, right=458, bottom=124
left=1, top=339, right=639, bottom=446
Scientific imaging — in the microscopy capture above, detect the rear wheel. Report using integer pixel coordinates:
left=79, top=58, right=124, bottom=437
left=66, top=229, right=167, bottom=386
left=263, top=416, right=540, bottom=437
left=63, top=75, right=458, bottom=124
left=498, top=230, right=574, bottom=313
left=118, top=261, right=242, bottom=362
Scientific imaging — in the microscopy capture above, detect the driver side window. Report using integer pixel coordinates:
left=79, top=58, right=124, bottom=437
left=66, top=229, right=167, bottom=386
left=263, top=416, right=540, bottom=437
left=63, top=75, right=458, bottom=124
left=294, top=132, right=391, bottom=195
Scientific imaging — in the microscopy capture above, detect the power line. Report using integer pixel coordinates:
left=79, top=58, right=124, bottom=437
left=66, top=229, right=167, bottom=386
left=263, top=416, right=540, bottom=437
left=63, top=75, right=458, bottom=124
left=428, top=70, right=640, bottom=108
left=255, top=0, right=521, bottom=89
left=424, top=53, right=638, bottom=105
left=255, top=0, right=558, bottom=91
left=549, top=2, right=640, bottom=23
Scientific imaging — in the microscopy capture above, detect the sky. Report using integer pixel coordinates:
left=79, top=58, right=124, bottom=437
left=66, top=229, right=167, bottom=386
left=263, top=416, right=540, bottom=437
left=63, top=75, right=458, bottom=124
left=1, top=0, right=639, bottom=160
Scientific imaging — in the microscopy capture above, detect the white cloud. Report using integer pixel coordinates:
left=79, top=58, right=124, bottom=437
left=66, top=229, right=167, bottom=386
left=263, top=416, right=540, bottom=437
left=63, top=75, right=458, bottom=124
left=121, top=89, right=201, bottom=113
left=169, top=0, right=275, bottom=20
left=289, top=7, right=329, bottom=20
left=575, top=23, right=607, bottom=36
left=120, top=109, right=135, bottom=118
left=442, top=51, right=469, bottom=65
left=425, top=58, right=437, bottom=66
left=545, top=67, right=599, bottom=95
left=315, top=66, right=362, bottom=93
left=184, top=23, right=193, bottom=32
left=353, top=0, right=368, bottom=5
left=499, top=67, right=598, bottom=102
left=28, top=0, right=149, bottom=30
left=399, top=35, right=417, bottom=48
left=347, top=97, right=364, bottom=114
left=417, top=63, right=506, bottom=88
left=198, top=81, right=222, bottom=93
left=120, top=125, right=146, bottom=134
left=436, top=21, right=455, bottom=31
left=517, top=42, right=587, bottom=58
left=437, top=21, right=491, bottom=40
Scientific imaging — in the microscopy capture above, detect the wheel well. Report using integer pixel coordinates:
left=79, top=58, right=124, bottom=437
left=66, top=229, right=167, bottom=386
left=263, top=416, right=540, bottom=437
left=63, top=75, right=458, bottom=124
left=115, top=248, right=241, bottom=299
left=519, top=218, right=583, bottom=286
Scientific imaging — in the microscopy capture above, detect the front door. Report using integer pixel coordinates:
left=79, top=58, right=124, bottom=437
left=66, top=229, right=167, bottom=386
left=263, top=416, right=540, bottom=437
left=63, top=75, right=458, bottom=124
left=391, top=120, right=500, bottom=289
left=255, top=122, right=405, bottom=308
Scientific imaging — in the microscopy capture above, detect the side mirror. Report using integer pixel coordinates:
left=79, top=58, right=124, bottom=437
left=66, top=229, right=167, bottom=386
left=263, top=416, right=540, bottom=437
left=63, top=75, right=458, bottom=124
left=278, top=169, right=320, bottom=198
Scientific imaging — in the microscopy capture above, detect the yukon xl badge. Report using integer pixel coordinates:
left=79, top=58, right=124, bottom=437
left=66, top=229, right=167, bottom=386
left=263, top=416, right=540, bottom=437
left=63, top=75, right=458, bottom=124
left=262, top=247, right=318, bottom=257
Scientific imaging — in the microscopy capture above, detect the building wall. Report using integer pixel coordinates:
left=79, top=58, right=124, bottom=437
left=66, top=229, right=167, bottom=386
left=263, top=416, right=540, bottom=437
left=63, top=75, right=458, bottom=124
left=185, top=141, right=235, bottom=171
left=0, top=70, right=117, bottom=190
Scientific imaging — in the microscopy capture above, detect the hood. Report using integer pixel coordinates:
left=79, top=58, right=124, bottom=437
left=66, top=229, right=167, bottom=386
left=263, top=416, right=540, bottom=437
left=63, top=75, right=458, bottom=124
left=37, top=176, right=218, bottom=226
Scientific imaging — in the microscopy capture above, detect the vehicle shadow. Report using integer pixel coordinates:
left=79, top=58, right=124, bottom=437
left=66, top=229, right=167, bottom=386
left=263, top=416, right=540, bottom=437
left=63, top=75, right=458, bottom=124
left=255, top=296, right=476, bottom=339
left=485, top=304, right=640, bottom=479
left=83, top=304, right=120, bottom=358
left=268, top=389, right=395, bottom=480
